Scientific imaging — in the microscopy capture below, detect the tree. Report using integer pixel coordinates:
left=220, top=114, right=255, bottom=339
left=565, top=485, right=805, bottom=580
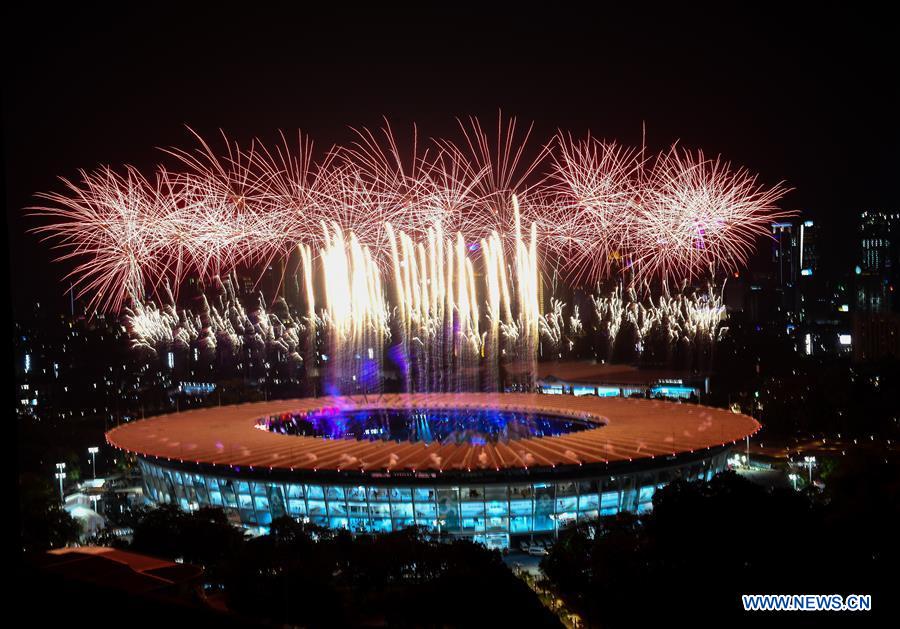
left=542, top=470, right=895, bottom=626
left=19, top=473, right=81, bottom=552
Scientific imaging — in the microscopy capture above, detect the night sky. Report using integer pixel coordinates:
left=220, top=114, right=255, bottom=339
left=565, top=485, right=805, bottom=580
left=4, top=5, right=898, bottom=317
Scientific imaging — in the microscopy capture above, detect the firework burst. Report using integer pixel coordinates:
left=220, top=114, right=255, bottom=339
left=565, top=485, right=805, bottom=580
left=634, top=146, right=790, bottom=281
left=30, top=119, right=791, bottom=312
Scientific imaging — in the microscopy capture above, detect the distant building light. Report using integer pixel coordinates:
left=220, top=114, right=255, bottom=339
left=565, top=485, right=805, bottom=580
left=804, top=220, right=814, bottom=227
left=801, top=268, right=813, bottom=276
left=24, top=354, right=31, bottom=373
left=839, top=334, right=852, bottom=346
left=855, top=265, right=862, bottom=275
left=838, top=304, right=849, bottom=312
left=804, top=333, right=813, bottom=355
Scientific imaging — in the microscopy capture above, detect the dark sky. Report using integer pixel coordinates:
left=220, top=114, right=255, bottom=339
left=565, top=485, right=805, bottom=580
left=4, top=5, right=898, bottom=316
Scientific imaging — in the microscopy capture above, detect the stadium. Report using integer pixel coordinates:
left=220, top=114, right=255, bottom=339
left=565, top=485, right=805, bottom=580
left=106, top=393, right=759, bottom=549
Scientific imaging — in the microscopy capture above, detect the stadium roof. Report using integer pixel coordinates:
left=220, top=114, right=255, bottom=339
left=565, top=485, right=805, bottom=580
left=106, top=394, right=759, bottom=475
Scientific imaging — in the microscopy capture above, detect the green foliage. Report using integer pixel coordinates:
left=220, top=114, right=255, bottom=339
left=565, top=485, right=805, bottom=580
left=541, top=469, right=896, bottom=626
left=129, top=503, right=246, bottom=580
left=18, top=473, right=81, bottom=552
left=224, top=519, right=561, bottom=627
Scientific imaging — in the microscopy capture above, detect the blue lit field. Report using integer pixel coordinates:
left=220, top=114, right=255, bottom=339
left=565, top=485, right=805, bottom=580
left=264, top=408, right=600, bottom=445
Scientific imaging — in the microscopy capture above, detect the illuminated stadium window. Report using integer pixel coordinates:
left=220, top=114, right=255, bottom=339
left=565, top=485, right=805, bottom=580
left=369, top=503, right=391, bottom=518
left=638, top=485, right=656, bottom=503
left=510, top=499, right=532, bottom=516
left=534, top=490, right=555, bottom=528
left=414, top=502, right=436, bottom=520
left=390, top=487, right=412, bottom=501
left=460, top=502, right=485, bottom=518
left=600, top=490, right=619, bottom=511
left=391, top=502, right=413, bottom=519
left=346, top=502, right=366, bottom=518
left=307, top=500, right=326, bottom=517
left=257, top=509, right=273, bottom=525
left=328, top=500, right=348, bottom=516
left=436, top=489, right=460, bottom=528
left=222, top=483, right=238, bottom=508
left=485, top=500, right=507, bottom=517
left=371, top=518, right=391, bottom=533
left=287, top=499, right=306, bottom=516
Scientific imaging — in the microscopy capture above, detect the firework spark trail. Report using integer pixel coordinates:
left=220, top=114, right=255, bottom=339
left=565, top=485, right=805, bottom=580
left=126, top=274, right=306, bottom=366
left=536, top=133, right=645, bottom=286
left=386, top=209, right=534, bottom=393
left=31, top=119, right=790, bottom=317
left=633, top=147, right=790, bottom=281
left=540, top=298, right=566, bottom=358
left=32, top=166, right=175, bottom=312
left=316, top=222, right=390, bottom=394
left=587, top=284, right=726, bottom=364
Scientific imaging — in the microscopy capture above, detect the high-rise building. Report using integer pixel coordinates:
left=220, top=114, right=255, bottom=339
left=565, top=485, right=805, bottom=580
left=771, top=222, right=799, bottom=316
left=855, top=210, right=898, bottom=313
left=799, top=220, right=817, bottom=278
left=852, top=312, right=900, bottom=362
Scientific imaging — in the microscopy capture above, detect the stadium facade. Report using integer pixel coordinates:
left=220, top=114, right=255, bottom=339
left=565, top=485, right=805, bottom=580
left=107, top=394, right=758, bottom=549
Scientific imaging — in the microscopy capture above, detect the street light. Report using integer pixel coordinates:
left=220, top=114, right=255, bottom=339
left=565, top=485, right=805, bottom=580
left=88, top=446, right=99, bottom=479
left=788, top=473, right=798, bottom=491
left=804, top=455, right=816, bottom=483
left=55, top=462, right=66, bottom=503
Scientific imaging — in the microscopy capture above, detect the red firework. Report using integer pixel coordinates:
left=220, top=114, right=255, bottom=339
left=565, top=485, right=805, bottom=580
left=29, top=120, right=791, bottom=311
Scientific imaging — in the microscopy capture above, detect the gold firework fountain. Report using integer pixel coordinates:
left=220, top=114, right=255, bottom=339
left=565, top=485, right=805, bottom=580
left=300, top=195, right=541, bottom=395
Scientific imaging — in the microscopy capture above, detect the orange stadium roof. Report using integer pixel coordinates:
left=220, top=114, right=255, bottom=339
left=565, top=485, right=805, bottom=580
left=106, top=394, right=759, bottom=476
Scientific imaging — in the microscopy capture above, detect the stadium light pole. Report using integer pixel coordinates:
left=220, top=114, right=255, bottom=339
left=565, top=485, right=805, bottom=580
left=804, top=456, right=816, bottom=483
left=788, top=473, right=798, bottom=491
left=88, top=446, right=99, bottom=479
left=55, top=462, right=66, bottom=503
